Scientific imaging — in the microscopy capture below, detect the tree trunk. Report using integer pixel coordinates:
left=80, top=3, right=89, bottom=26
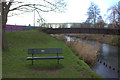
left=2, top=2, right=9, bottom=51
left=2, top=12, right=8, bottom=50
left=2, top=28, right=8, bottom=51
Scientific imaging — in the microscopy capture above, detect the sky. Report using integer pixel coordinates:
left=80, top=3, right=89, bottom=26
left=7, top=0, right=120, bottom=26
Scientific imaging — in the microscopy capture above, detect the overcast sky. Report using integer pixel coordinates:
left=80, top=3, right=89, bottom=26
left=7, top=0, right=119, bottom=26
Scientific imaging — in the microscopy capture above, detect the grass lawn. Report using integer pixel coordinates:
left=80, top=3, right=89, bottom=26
left=2, top=29, right=103, bottom=78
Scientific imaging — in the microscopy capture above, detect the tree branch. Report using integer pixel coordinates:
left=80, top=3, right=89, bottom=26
left=9, top=4, right=32, bottom=11
left=115, top=9, right=120, bottom=15
left=10, top=3, right=57, bottom=12
left=28, top=5, right=57, bottom=12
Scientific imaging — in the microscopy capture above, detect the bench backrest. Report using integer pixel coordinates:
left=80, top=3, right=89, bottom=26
left=28, top=48, right=62, bottom=54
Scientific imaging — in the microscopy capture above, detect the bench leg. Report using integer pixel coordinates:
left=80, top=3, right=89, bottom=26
left=32, top=60, right=34, bottom=65
left=57, top=59, right=59, bottom=64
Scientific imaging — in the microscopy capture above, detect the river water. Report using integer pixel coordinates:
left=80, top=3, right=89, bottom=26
left=65, top=36, right=119, bottom=78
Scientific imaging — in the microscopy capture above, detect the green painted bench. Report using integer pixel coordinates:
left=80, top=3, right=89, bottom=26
left=27, top=48, right=64, bottom=65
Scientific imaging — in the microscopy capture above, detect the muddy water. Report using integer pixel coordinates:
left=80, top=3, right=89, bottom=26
left=65, top=36, right=119, bottom=78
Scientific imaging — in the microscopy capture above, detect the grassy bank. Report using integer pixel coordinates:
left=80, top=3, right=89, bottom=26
left=2, top=30, right=103, bottom=78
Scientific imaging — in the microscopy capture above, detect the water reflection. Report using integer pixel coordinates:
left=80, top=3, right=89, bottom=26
left=99, top=44, right=118, bottom=73
left=92, top=62, right=118, bottom=78
left=65, top=36, right=119, bottom=78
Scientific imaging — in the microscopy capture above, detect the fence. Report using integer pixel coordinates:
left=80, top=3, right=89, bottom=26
left=5, top=25, right=40, bottom=32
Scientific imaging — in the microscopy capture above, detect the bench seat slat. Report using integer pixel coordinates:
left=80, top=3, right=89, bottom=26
left=27, top=56, right=64, bottom=60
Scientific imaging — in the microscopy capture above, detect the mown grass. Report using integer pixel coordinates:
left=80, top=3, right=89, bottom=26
left=2, top=29, right=103, bottom=78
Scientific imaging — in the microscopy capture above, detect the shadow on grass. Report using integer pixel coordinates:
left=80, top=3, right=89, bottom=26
left=28, top=62, right=64, bottom=72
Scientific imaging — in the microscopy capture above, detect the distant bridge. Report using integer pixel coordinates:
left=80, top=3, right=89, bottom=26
left=42, top=28, right=120, bottom=35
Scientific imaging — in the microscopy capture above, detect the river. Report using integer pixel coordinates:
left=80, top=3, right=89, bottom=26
left=65, top=36, right=119, bottom=78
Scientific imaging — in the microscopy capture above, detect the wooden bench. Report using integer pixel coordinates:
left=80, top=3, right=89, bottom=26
left=27, top=48, right=64, bottom=65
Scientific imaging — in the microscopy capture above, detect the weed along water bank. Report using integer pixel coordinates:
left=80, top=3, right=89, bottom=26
left=2, top=30, right=102, bottom=78
left=66, top=41, right=101, bottom=66
left=56, top=35, right=101, bottom=66
left=67, top=34, right=120, bottom=47
left=56, top=35, right=119, bottom=78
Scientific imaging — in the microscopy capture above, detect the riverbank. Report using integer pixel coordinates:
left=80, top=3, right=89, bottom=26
left=54, top=34, right=101, bottom=66
left=2, top=30, right=102, bottom=78
left=66, top=40, right=101, bottom=66
left=55, top=34, right=119, bottom=78
left=66, top=34, right=120, bottom=46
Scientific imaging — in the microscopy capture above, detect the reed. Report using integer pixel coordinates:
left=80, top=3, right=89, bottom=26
left=66, top=40, right=101, bottom=66
left=56, top=35, right=101, bottom=66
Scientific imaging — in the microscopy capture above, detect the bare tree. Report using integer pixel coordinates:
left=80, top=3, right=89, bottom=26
left=37, top=18, right=46, bottom=27
left=86, top=2, right=101, bottom=27
left=107, top=5, right=118, bottom=23
left=1, top=0, right=67, bottom=50
left=107, top=4, right=119, bottom=28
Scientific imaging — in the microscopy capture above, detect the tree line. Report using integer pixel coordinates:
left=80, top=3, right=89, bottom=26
left=1, top=0, right=120, bottom=51
left=84, top=2, right=120, bottom=28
